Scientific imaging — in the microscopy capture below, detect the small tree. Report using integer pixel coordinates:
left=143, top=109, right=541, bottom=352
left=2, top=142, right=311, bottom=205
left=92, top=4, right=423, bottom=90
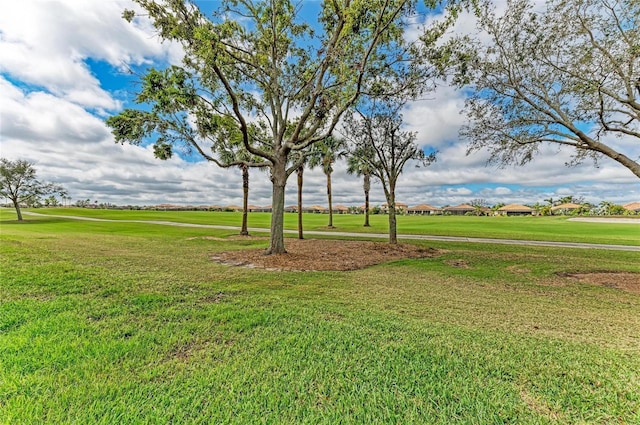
left=289, top=149, right=311, bottom=240
left=347, top=151, right=375, bottom=227
left=343, top=102, right=436, bottom=243
left=470, top=198, right=488, bottom=216
left=308, top=136, right=347, bottom=228
left=0, top=158, right=67, bottom=221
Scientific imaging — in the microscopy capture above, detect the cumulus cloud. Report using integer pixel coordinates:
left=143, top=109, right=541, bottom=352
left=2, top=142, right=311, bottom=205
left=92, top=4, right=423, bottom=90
left=0, top=1, right=182, bottom=111
left=0, top=0, right=637, bottom=209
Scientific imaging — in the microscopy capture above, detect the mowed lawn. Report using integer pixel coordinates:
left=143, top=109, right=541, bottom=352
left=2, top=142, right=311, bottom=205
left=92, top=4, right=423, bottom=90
left=1, top=208, right=639, bottom=424
left=20, top=207, right=640, bottom=246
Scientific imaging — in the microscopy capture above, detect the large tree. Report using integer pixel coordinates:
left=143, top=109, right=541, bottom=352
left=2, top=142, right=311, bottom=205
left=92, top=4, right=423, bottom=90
left=342, top=102, right=436, bottom=243
left=441, top=0, right=640, bottom=177
left=108, top=0, right=447, bottom=254
left=0, top=158, right=67, bottom=221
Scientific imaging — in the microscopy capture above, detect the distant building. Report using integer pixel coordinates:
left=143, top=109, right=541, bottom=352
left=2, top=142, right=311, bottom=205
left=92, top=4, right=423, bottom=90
left=247, top=205, right=272, bottom=213
left=333, top=205, right=349, bottom=214
left=623, top=202, right=640, bottom=213
left=381, top=202, right=408, bottom=213
left=407, top=204, right=441, bottom=215
left=550, top=203, right=583, bottom=215
left=497, top=204, right=534, bottom=216
left=305, top=205, right=327, bottom=213
left=443, top=203, right=490, bottom=216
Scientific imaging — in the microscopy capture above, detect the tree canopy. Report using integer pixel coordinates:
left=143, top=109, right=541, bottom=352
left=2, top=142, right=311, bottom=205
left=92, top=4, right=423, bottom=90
left=440, top=0, right=640, bottom=178
left=107, top=0, right=450, bottom=254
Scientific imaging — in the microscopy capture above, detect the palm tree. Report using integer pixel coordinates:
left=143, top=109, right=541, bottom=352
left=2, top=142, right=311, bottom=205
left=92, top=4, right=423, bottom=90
left=308, top=136, right=347, bottom=228
left=346, top=152, right=374, bottom=227
left=218, top=139, right=268, bottom=236
left=289, top=150, right=309, bottom=239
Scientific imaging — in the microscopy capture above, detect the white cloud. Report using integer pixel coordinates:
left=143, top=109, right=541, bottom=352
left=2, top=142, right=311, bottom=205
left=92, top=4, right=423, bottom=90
left=0, top=1, right=182, bottom=110
left=0, top=0, right=637, bottom=209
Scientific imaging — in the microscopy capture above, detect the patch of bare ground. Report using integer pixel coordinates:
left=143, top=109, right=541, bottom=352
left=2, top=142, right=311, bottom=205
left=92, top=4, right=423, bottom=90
left=557, top=272, right=640, bottom=294
left=187, top=235, right=268, bottom=241
left=211, top=238, right=439, bottom=271
left=444, top=259, right=470, bottom=269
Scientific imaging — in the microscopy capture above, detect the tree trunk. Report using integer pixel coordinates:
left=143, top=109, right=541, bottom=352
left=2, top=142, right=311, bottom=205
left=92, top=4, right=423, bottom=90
left=240, top=164, right=249, bottom=236
left=12, top=199, right=23, bottom=221
left=266, top=160, right=287, bottom=254
left=297, top=166, right=304, bottom=240
left=326, top=171, right=334, bottom=228
left=386, top=187, right=397, bottom=244
left=363, top=173, right=370, bottom=227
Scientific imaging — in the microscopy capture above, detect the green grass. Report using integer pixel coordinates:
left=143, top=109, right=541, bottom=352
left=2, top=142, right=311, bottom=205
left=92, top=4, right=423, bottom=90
left=1, top=209, right=639, bottom=424
left=16, top=207, right=640, bottom=246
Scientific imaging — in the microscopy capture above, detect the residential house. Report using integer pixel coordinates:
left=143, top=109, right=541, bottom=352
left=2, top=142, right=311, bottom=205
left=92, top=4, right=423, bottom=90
left=497, top=204, right=534, bottom=216
left=407, top=204, right=441, bottom=215
left=333, top=205, right=349, bottom=214
left=623, top=202, right=640, bottom=213
left=550, top=202, right=583, bottom=215
left=381, top=202, right=408, bottom=213
left=247, top=205, right=272, bottom=212
left=443, top=203, right=489, bottom=216
left=305, top=205, right=327, bottom=214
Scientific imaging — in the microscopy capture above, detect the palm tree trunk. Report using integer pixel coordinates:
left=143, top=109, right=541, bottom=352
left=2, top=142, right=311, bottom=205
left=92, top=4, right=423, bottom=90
left=363, top=173, right=370, bottom=227
left=240, top=164, right=249, bottom=236
left=326, top=171, right=334, bottom=228
left=297, top=166, right=304, bottom=239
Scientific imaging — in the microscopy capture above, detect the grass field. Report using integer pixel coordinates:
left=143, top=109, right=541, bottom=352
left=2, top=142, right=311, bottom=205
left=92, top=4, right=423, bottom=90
left=1, top=208, right=639, bottom=424
left=17, top=207, right=640, bottom=246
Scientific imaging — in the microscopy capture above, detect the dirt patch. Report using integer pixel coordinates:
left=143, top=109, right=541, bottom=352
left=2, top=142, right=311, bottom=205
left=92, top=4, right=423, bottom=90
left=558, top=272, right=640, bottom=294
left=444, top=259, right=471, bottom=269
left=211, top=238, right=439, bottom=271
left=187, top=235, right=268, bottom=241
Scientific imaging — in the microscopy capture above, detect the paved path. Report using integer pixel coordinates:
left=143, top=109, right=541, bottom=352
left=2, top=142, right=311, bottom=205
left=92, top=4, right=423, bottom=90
left=568, top=217, right=640, bottom=224
left=23, top=212, right=640, bottom=252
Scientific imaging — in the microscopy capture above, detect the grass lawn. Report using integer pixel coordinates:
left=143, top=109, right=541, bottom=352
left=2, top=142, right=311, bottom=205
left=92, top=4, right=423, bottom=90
left=20, top=207, right=640, bottom=246
left=1, top=208, right=639, bottom=424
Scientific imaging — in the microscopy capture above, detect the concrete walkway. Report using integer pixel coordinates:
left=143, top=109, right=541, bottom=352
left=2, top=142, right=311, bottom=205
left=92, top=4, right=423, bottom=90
left=23, top=212, right=640, bottom=252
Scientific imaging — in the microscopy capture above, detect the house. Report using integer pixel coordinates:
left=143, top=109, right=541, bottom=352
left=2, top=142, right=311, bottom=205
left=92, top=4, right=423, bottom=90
left=497, top=204, right=534, bottom=216
left=305, top=205, right=327, bottom=213
left=381, top=202, right=408, bottom=213
left=247, top=205, right=272, bottom=213
left=443, top=203, right=489, bottom=216
left=623, top=202, right=640, bottom=213
left=550, top=202, right=583, bottom=215
left=407, top=204, right=441, bottom=215
left=285, top=205, right=298, bottom=213
left=333, top=205, right=349, bottom=214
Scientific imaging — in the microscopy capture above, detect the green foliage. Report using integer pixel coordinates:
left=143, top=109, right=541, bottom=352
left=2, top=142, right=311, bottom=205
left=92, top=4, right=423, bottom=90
left=440, top=0, right=640, bottom=178
left=106, top=0, right=452, bottom=254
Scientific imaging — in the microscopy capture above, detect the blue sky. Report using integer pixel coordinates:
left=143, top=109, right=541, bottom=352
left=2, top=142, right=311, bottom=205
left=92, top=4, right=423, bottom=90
left=1, top=0, right=638, bottom=208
